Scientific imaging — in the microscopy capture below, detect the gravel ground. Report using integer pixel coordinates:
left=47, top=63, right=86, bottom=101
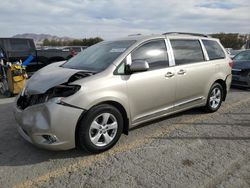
left=0, top=88, right=249, bottom=188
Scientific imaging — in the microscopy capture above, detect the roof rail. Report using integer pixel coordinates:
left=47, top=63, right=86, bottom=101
left=163, top=32, right=210, bottom=38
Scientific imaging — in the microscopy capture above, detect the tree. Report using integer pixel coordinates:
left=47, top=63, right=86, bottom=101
left=210, top=33, right=245, bottom=49
left=42, top=37, right=103, bottom=47
left=43, top=38, right=50, bottom=46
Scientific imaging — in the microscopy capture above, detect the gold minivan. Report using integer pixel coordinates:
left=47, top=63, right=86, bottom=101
left=14, top=33, right=232, bottom=153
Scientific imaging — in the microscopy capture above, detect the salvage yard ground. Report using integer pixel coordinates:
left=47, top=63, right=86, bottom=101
left=0, top=88, right=250, bottom=188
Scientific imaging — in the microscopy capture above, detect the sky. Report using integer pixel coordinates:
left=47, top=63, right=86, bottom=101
left=0, top=0, right=249, bottom=40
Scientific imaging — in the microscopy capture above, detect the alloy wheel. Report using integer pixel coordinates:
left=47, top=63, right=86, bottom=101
left=89, top=113, right=118, bottom=147
left=209, top=87, right=221, bottom=109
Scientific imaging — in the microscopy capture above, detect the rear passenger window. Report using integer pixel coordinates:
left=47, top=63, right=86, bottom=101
left=131, top=40, right=169, bottom=70
left=170, top=40, right=204, bottom=65
left=202, top=40, right=225, bottom=60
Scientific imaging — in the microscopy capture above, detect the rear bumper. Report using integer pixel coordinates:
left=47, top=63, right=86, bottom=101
left=13, top=99, right=84, bottom=150
left=232, top=75, right=250, bottom=88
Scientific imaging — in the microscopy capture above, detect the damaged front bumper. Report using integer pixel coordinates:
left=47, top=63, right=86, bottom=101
left=13, top=96, right=84, bottom=150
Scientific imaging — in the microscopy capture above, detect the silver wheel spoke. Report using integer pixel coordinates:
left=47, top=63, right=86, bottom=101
left=91, top=132, right=102, bottom=144
left=212, top=89, right=216, bottom=96
left=103, top=132, right=112, bottom=144
left=215, top=90, right=220, bottom=97
left=90, top=120, right=101, bottom=130
left=107, top=122, right=118, bottom=130
left=215, top=98, right=220, bottom=103
left=102, top=113, right=110, bottom=125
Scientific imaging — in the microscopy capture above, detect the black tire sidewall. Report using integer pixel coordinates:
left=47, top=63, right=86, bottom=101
left=77, top=104, right=124, bottom=153
left=206, top=83, right=223, bottom=112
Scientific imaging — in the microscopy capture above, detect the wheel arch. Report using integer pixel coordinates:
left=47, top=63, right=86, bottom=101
left=214, top=79, right=227, bottom=101
left=75, top=100, right=129, bottom=148
left=98, top=101, right=129, bottom=135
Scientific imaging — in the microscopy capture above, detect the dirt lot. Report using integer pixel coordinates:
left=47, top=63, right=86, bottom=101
left=0, top=88, right=250, bottom=188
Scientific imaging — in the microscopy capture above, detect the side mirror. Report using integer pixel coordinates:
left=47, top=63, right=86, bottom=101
left=129, top=60, right=149, bottom=73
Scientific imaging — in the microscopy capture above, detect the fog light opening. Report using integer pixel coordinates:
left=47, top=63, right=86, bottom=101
left=42, top=135, right=58, bottom=144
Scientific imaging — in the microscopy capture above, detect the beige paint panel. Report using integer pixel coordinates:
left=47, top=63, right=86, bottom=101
left=126, top=67, right=176, bottom=124
left=174, top=61, right=215, bottom=110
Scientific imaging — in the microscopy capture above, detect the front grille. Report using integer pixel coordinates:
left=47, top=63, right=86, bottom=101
left=17, top=94, right=49, bottom=110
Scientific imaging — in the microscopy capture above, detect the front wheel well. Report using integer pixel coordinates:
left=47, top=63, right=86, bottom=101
left=214, top=79, right=227, bottom=101
left=98, top=101, right=129, bottom=135
left=75, top=101, right=129, bottom=147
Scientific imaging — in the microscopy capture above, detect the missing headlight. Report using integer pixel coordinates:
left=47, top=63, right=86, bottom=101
left=17, top=84, right=81, bottom=110
left=48, top=84, right=81, bottom=98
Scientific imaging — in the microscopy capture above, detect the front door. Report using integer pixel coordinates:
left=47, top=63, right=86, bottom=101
left=126, top=39, right=176, bottom=125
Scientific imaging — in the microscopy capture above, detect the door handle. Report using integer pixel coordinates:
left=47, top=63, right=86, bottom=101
left=177, top=69, right=186, bottom=75
left=165, top=72, right=175, bottom=78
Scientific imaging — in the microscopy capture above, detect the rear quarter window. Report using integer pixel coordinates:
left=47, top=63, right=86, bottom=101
left=202, top=40, right=225, bottom=60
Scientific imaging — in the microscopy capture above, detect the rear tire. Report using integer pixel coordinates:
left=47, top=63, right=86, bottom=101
left=204, top=83, right=223, bottom=113
left=77, top=104, right=123, bottom=153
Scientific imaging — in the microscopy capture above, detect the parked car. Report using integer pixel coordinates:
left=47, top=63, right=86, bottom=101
left=229, top=49, right=244, bottom=59
left=0, top=38, right=78, bottom=75
left=62, top=46, right=87, bottom=53
left=14, top=33, right=232, bottom=153
left=62, top=46, right=88, bottom=58
left=36, top=48, right=72, bottom=65
left=231, top=50, right=250, bottom=88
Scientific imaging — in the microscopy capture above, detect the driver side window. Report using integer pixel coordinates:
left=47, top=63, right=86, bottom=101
left=131, top=40, right=169, bottom=71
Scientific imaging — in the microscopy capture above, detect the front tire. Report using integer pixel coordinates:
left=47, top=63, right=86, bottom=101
left=77, top=104, right=124, bottom=153
left=204, top=83, right=223, bottom=113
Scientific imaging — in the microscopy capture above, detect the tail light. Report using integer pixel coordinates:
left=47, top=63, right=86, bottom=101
left=229, top=59, right=234, bottom=68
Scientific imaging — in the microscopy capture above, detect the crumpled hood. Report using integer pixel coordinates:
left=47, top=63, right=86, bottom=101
left=233, top=60, right=250, bottom=70
left=26, top=61, right=80, bottom=94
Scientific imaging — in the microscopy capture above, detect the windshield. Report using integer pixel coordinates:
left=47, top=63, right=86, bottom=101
left=233, top=51, right=250, bottom=61
left=63, top=40, right=135, bottom=72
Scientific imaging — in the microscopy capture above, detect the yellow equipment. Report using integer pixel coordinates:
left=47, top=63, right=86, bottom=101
left=6, top=63, right=27, bottom=95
